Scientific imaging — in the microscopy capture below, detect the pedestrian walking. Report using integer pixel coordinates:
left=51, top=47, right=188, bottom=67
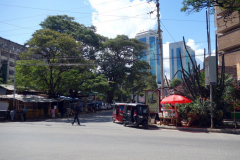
left=23, top=106, right=27, bottom=121
left=10, top=110, right=15, bottom=121
left=72, top=104, right=80, bottom=125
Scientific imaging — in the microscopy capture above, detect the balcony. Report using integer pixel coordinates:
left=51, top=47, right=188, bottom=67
left=218, top=27, right=240, bottom=52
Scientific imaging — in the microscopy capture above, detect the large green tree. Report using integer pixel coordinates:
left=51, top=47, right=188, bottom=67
left=97, top=35, right=148, bottom=103
left=40, top=15, right=107, bottom=60
left=17, top=29, right=88, bottom=98
left=39, top=15, right=110, bottom=97
left=181, top=0, right=240, bottom=15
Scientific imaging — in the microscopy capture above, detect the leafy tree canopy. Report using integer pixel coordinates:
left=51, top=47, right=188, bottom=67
left=17, top=29, right=88, bottom=98
left=40, top=15, right=107, bottom=59
left=181, top=0, right=240, bottom=15
left=170, top=78, right=182, bottom=88
left=97, top=35, right=148, bottom=103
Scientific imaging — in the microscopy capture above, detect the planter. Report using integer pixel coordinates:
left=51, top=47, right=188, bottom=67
left=181, top=120, right=191, bottom=127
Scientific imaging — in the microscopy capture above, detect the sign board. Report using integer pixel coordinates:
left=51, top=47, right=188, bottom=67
left=237, top=63, right=240, bottom=80
left=205, top=56, right=217, bottom=85
left=0, top=102, right=9, bottom=110
left=145, top=90, right=160, bottom=113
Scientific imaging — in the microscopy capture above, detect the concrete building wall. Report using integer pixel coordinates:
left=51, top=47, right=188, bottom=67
left=216, top=6, right=240, bottom=67
left=0, top=37, right=26, bottom=82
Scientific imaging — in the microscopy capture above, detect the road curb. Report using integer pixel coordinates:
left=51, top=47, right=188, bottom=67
left=150, top=125, right=240, bottom=134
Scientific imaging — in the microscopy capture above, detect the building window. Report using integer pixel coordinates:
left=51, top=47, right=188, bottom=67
left=139, top=38, right=147, bottom=61
left=9, top=70, right=14, bottom=75
left=185, top=51, right=191, bottom=73
left=177, top=48, right=181, bottom=79
left=171, top=49, right=174, bottom=79
left=9, top=61, right=14, bottom=67
left=149, top=37, right=156, bottom=75
left=10, top=54, right=15, bottom=59
left=1, top=51, right=8, bottom=57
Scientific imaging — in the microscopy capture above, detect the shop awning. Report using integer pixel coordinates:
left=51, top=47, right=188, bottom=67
left=161, top=94, right=191, bottom=104
left=0, top=94, right=59, bottom=103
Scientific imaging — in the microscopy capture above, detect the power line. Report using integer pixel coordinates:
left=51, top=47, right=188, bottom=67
left=0, top=1, right=148, bottom=34
left=0, top=0, right=121, bottom=17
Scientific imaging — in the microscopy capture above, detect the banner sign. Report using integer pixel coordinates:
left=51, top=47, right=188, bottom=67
left=145, top=90, right=160, bottom=113
left=237, top=63, right=240, bottom=80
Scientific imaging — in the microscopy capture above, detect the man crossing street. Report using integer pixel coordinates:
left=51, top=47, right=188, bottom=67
left=72, top=103, right=80, bottom=125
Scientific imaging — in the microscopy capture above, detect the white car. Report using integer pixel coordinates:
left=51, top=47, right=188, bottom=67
left=101, top=103, right=111, bottom=110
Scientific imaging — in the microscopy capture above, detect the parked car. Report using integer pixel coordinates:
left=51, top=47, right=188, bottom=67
left=101, top=103, right=111, bottom=110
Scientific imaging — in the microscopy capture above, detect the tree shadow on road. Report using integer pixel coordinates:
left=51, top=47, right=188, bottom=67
left=42, top=111, right=113, bottom=124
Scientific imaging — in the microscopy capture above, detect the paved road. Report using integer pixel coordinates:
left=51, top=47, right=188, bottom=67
left=0, top=110, right=240, bottom=160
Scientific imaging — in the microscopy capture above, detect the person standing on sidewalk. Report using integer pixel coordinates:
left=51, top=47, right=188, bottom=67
left=72, top=104, right=80, bottom=125
left=23, top=107, right=27, bottom=121
left=10, top=110, right=15, bottom=121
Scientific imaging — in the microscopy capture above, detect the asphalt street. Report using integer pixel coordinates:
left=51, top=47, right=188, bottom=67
left=0, top=110, right=240, bottom=160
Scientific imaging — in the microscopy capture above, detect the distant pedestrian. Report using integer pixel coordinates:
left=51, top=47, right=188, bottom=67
left=10, top=110, right=15, bottom=121
left=23, top=107, right=27, bottom=121
left=133, top=109, right=137, bottom=123
left=72, top=104, right=80, bottom=125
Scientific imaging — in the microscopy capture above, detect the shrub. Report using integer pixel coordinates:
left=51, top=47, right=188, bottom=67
left=170, top=78, right=182, bottom=88
left=176, top=98, right=223, bottom=127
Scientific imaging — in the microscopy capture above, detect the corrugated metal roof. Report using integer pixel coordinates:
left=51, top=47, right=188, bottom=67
left=0, top=94, right=59, bottom=103
left=0, top=84, right=14, bottom=91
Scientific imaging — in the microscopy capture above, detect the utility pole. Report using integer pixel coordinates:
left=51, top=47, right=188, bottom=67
left=207, top=0, right=213, bottom=128
left=156, top=0, right=164, bottom=99
left=13, top=55, right=16, bottom=110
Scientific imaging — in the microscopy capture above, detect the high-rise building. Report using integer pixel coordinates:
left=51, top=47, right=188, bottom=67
left=0, top=37, right=26, bottom=83
left=169, top=41, right=196, bottom=80
left=135, top=29, right=163, bottom=84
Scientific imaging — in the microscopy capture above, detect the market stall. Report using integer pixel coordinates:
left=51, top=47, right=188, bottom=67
left=160, top=94, right=191, bottom=126
left=0, top=94, right=60, bottom=119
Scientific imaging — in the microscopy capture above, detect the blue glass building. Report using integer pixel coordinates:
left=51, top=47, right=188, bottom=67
left=169, top=41, right=196, bottom=80
left=135, top=29, right=163, bottom=84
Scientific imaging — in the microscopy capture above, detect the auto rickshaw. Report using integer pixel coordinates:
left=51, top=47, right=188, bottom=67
left=122, top=103, right=149, bottom=129
left=112, top=103, right=125, bottom=123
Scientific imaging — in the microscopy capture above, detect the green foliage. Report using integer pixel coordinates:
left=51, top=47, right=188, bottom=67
left=177, top=98, right=223, bottom=127
left=97, top=35, right=148, bottom=103
left=40, top=15, right=107, bottom=59
left=170, top=78, right=182, bottom=88
left=164, top=104, right=172, bottom=109
left=17, top=29, right=87, bottom=97
left=0, top=60, right=8, bottom=83
left=181, top=0, right=240, bottom=15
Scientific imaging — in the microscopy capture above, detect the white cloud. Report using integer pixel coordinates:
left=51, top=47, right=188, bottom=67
left=186, top=39, right=205, bottom=69
left=163, top=42, right=170, bottom=79
left=212, top=49, right=215, bottom=56
left=88, top=0, right=157, bottom=38
left=84, top=0, right=89, bottom=5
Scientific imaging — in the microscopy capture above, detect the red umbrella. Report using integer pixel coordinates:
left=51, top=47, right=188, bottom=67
left=161, top=94, right=191, bottom=104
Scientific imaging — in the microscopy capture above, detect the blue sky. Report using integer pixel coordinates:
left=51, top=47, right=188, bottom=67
left=0, top=0, right=216, bottom=78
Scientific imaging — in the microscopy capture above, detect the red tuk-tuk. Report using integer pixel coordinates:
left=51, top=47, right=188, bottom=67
left=112, top=103, right=125, bottom=123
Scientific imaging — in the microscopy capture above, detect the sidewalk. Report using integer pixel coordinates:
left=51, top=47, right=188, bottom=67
left=2, top=111, right=94, bottom=123
left=151, top=124, right=240, bottom=134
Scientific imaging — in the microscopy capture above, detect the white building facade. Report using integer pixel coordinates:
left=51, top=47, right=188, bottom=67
left=169, top=41, right=196, bottom=80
